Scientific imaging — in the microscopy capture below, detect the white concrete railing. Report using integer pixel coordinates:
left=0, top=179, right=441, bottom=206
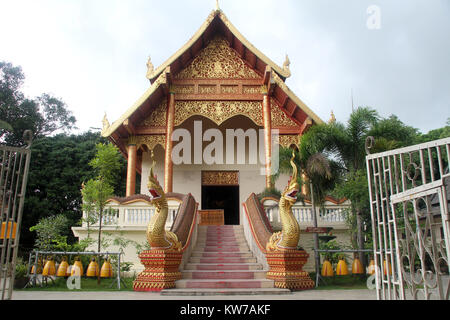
left=263, top=200, right=349, bottom=227
left=82, top=201, right=181, bottom=229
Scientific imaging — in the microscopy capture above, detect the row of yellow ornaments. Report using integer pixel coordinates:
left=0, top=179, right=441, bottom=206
left=32, top=257, right=113, bottom=278
left=321, top=258, right=392, bottom=277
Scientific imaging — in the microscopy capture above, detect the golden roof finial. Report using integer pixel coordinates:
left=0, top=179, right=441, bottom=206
left=146, top=55, right=154, bottom=79
left=282, top=54, right=291, bottom=78
left=283, top=54, right=290, bottom=71
left=102, top=112, right=110, bottom=133
left=215, top=0, right=220, bottom=11
left=329, top=110, right=336, bottom=124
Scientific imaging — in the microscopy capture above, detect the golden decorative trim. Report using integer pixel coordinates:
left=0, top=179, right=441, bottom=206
left=127, top=135, right=138, bottom=146
left=278, top=135, right=299, bottom=148
left=201, top=171, right=239, bottom=186
left=172, top=85, right=195, bottom=95
left=221, top=85, right=239, bottom=94
left=175, top=100, right=263, bottom=127
left=136, top=135, right=166, bottom=151
left=175, top=36, right=260, bottom=80
left=198, top=85, right=217, bottom=94
left=242, top=85, right=262, bottom=94
left=271, top=98, right=298, bottom=127
left=141, top=99, right=167, bottom=127
left=147, top=10, right=291, bottom=81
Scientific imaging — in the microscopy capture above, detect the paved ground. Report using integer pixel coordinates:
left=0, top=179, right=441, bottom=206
left=11, top=289, right=377, bottom=300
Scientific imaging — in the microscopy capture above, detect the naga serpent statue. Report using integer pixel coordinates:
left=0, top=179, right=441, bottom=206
left=146, top=152, right=182, bottom=252
left=266, top=151, right=301, bottom=252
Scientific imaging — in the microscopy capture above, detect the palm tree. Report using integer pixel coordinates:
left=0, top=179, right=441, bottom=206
left=297, top=107, right=380, bottom=268
left=277, top=146, right=340, bottom=285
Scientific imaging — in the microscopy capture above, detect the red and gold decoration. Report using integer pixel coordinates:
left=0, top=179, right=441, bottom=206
left=201, top=171, right=239, bottom=186
left=352, top=257, right=364, bottom=275
left=133, top=250, right=182, bottom=292
left=321, top=259, right=334, bottom=277
left=71, top=257, right=84, bottom=276
left=42, top=258, right=56, bottom=277
left=56, top=257, right=69, bottom=277
left=336, top=258, right=349, bottom=276
left=266, top=249, right=314, bottom=290
left=86, top=258, right=100, bottom=277
left=133, top=153, right=183, bottom=292
left=100, top=258, right=113, bottom=278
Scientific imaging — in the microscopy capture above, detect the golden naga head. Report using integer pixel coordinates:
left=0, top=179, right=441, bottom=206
left=282, top=151, right=300, bottom=205
left=147, top=151, right=165, bottom=202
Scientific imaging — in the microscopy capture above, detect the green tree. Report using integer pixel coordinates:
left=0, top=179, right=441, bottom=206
left=20, top=132, right=106, bottom=253
left=82, top=143, right=121, bottom=253
left=0, top=61, right=76, bottom=146
left=296, top=107, right=420, bottom=267
left=29, top=214, right=70, bottom=251
left=417, top=118, right=450, bottom=143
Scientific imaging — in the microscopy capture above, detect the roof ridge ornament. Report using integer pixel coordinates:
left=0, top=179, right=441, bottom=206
left=102, top=112, right=110, bottom=134
left=329, top=110, right=336, bottom=124
left=283, top=54, right=291, bottom=77
left=215, top=0, right=220, bottom=11
left=146, top=55, right=154, bottom=79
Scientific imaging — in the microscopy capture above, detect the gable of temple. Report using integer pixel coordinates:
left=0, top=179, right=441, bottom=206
left=101, top=9, right=324, bottom=169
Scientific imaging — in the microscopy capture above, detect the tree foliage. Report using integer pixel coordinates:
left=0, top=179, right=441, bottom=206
left=0, top=61, right=76, bottom=146
left=21, top=132, right=127, bottom=254
left=82, top=143, right=121, bottom=253
left=29, top=214, right=71, bottom=251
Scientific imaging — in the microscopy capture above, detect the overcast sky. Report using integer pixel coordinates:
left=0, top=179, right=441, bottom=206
left=1, top=0, right=449, bottom=134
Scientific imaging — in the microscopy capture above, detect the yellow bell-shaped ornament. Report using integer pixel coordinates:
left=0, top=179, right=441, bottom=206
left=321, top=260, right=334, bottom=277
left=57, top=258, right=69, bottom=277
left=383, top=259, right=392, bottom=276
left=31, top=259, right=43, bottom=275
left=71, top=258, right=84, bottom=276
left=336, top=258, right=349, bottom=276
left=86, top=258, right=99, bottom=277
left=367, top=259, right=376, bottom=275
left=66, top=264, right=73, bottom=277
left=100, top=259, right=113, bottom=278
left=42, top=259, right=56, bottom=276
left=352, top=258, right=364, bottom=274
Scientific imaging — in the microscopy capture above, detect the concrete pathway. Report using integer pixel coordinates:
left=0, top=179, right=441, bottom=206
left=11, top=289, right=377, bottom=300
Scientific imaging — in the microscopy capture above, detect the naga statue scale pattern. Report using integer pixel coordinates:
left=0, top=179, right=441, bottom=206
left=133, top=152, right=182, bottom=292
left=266, top=151, right=301, bottom=252
left=146, top=152, right=182, bottom=251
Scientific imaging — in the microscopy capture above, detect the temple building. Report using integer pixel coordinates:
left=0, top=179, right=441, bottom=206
left=72, top=7, right=351, bottom=273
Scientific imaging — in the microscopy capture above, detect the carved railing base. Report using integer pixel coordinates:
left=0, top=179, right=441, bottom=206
left=133, top=250, right=182, bottom=292
left=266, top=250, right=315, bottom=291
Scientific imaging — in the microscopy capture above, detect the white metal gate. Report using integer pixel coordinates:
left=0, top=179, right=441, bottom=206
left=0, top=133, right=32, bottom=300
left=366, top=137, right=450, bottom=300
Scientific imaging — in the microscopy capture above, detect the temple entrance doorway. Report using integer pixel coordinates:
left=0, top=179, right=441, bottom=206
left=201, top=171, right=240, bottom=225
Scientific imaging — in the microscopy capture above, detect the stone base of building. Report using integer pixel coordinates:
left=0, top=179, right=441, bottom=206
left=266, top=249, right=315, bottom=290
left=133, top=250, right=182, bottom=292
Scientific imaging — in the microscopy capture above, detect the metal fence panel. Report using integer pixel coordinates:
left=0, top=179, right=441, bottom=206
left=0, top=135, right=32, bottom=300
left=366, top=137, right=450, bottom=300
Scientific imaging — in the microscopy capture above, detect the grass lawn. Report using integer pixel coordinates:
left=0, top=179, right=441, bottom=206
left=17, top=276, right=135, bottom=292
left=310, top=273, right=370, bottom=290
left=17, top=274, right=370, bottom=292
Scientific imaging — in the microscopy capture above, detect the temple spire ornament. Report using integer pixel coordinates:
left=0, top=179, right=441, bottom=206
left=329, top=110, right=336, bottom=124
left=146, top=55, right=154, bottom=79
left=102, top=112, right=110, bottom=134
left=283, top=54, right=291, bottom=78
left=215, top=0, right=220, bottom=11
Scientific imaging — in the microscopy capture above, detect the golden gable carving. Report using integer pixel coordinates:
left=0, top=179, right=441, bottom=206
left=175, top=36, right=261, bottom=79
left=174, top=101, right=263, bottom=127
left=141, top=99, right=167, bottom=127
left=271, top=98, right=297, bottom=127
